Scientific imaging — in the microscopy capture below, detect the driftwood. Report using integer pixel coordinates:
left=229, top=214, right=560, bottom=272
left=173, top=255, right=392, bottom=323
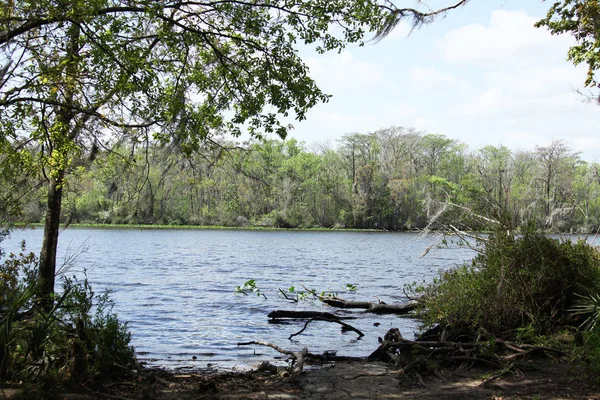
left=321, top=297, right=418, bottom=315
left=239, top=324, right=566, bottom=383
left=237, top=341, right=362, bottom=373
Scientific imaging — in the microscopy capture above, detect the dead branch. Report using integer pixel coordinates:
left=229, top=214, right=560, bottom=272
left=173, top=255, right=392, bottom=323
left=294, top=347, right=308, bottom=373
left=288, top=317, right=364, bottom=340
left=278, top=289, right=298, bottom=302
left=257, top=361, right=290, bottom=377
left=448, top=224, right=486, bottom=253
left=367, top=328, right=563, bottom=376
left=447, top=356, right=503, bottom=369
left=238, top=341, right=295, bottom=357
left=235, top=342, right=311, bottom=373
left=479, top=363, right=516, bottom=387
left=237, top=341, right=363, bottom=366
left=288, top=318, right=311, bottom=339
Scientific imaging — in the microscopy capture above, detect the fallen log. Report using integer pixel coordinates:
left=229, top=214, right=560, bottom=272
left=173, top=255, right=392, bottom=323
left=267, top=310, right=355, bottom=320
left=321, top=297, right=418, bottom=315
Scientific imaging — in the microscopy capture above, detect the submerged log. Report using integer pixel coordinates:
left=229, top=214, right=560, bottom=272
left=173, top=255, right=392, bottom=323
left=267, top=310, right=355, bottom=320
left=267, top=310, right=363, bottom=339
left=321, top=297, right=418, bottom=315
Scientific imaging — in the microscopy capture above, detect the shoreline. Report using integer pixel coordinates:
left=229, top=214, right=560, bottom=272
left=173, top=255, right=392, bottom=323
left=2, top=357, right=598, bottom=399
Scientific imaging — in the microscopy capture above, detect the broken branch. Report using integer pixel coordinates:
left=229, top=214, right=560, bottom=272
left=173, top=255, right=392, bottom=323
left=288, top=317, right=364, bottom=340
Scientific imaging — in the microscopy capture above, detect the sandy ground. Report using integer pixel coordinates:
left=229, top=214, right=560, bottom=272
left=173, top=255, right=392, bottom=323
left=3, top=358, right=599, bottom=399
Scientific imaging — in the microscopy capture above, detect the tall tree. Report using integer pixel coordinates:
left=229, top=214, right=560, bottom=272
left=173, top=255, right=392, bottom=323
left=534, top=140, right=580, bottom=227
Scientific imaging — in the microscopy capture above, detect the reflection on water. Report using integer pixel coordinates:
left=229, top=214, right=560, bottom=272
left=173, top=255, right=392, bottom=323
left=2, top=227, right=474, bottom=369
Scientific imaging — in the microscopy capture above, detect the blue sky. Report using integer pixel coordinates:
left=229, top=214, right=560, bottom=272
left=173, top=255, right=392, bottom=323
left=283, top=1, right=600, bottom=161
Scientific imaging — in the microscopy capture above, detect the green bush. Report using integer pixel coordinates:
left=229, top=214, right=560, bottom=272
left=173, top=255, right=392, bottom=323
left=0, top=241, right=136, bottom=386
left=413, top=226, right=600, bottom=337
left=581, top=327, right=600, bottom=375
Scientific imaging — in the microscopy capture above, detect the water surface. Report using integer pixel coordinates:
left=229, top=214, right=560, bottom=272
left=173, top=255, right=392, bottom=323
left=2, top=228, right=475, bottom=369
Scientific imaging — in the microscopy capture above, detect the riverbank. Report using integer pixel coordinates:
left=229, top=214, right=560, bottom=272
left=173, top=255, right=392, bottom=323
left=11, top=222, right=388, bottom=232
left=2, top=358, right=598, bottom=399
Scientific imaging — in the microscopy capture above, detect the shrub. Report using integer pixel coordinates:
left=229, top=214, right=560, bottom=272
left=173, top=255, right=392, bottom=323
left=581, top=327, right=600, bottom=375
left=0, top=241, right=136, bottom=386
left=413, top=226, right=600, bottom=338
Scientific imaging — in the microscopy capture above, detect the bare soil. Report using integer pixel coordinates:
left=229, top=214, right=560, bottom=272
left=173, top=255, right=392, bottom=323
left=2, top=358, right=599, bottom=399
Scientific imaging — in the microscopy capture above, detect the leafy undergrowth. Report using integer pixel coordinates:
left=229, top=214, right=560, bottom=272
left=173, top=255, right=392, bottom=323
left=0, top=242, right=137, bottom=399
left=406, top=224, right=600, bottom=376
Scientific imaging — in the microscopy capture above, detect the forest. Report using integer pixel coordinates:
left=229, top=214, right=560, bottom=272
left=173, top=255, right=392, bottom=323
left=7, top=126, right=598, bottom=233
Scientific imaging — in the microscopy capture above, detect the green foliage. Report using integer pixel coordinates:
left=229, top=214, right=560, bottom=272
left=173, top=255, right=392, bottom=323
left=282, top=285, right=340, bottom=300
left=413, top=227, right=600, bottom=337
left=570, top=292, right=600, bottom=331
left=12, top=128, right=600, bottom=233
left=0, top=242, right=135, bottom=386
left=235, top=279, right=264, bottom=298
left=537, top=0, right=600, bottom=88
left=581, top=326, right=600, bottom=375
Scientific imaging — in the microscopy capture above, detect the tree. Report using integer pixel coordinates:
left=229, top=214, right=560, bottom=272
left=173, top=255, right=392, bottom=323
left=471, top=145, right=516, bottom=225
left=534, top=140, right=580, bottom=228
left=537, top=0, right=600, bottom=91
left=0, top=0, right=476, bottom=302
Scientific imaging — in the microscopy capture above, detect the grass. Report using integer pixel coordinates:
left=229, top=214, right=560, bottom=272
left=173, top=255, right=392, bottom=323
left=13, top=222, right=385, bottom=232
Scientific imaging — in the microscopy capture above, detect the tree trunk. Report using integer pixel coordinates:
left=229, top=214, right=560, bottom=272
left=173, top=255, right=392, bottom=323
left=38, top=171, right=65, bottom=306
left=37, top=21, right=80, bottom=306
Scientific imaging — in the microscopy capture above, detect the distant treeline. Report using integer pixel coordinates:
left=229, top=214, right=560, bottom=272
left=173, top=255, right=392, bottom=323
left=9, top=126, right=600, bottom=232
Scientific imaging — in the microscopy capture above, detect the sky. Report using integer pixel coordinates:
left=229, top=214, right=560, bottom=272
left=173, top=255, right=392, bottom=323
left=280, top=0, right=600, bottom=161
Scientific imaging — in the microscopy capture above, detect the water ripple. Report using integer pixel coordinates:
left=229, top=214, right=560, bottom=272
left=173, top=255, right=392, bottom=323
left=4, top=228, right=477, bottom=369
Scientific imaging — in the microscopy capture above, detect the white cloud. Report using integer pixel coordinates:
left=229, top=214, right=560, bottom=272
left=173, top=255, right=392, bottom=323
left=393, top=104, right=417, bottom=119
left=452, top=86, right=503, bottom=117
left=571, top=136, right=600, bottom=158
left=410, top=66, right=462, bottom=90
left=501, top=130, right=550, bottom=152
left=437, top=9, right=598, bottom=159
left=484, top=65, right=586, bottom=98
left=288, top=7, right=600, bottom=161
left=310, top=110, right=380, bottom=136
left=305, top=52, right=383, bottom=88
left=439, top=10, right=573, bottom=68
left=414, top=117, right=438, bottom=131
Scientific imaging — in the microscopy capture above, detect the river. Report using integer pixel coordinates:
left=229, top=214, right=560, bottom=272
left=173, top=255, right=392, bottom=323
left=1, top=227, right=476, bottom=370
